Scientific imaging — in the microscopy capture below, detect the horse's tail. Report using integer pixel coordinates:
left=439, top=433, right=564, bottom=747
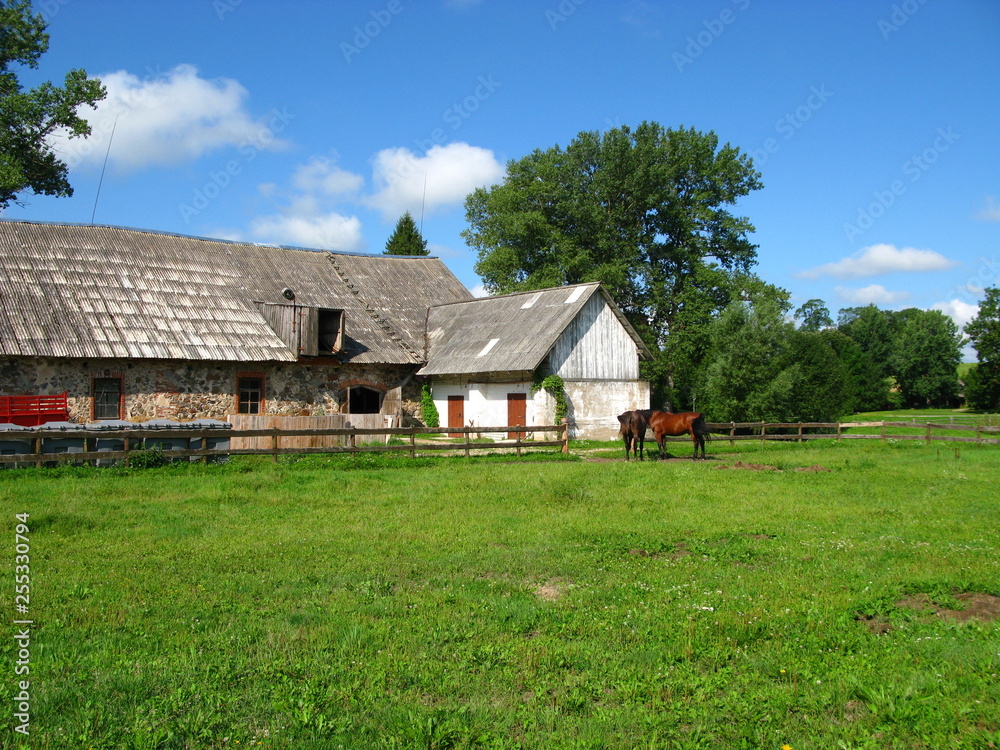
left=693, top=415, right=712, bottom=441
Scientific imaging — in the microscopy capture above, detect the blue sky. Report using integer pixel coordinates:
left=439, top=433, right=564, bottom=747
left=5, top=0, right=999, bottom=356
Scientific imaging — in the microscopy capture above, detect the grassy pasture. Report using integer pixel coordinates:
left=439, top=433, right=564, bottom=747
left=1, top=440, right=998, bottom=749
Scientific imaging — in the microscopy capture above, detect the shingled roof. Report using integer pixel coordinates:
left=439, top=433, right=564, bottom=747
left=419, top=282, right=652, bottom=376
left=0, top=221, right=472, bottom=364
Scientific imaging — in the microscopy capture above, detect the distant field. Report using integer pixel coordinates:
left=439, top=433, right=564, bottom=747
left=1, top=441, right=998, bottom=749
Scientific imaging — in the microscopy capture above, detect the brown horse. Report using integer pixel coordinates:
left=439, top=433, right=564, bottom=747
left=616, top=410, right=648, bottom=461
left=638, top=410, right=711, bottom=460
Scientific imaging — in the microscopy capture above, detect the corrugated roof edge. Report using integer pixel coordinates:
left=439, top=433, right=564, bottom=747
left=427, top=281, right=601, bottom=308
left=0, top=219, right=440, bottom=260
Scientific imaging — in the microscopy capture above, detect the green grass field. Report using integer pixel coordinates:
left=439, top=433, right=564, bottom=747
left=1, top=440, right=998, bottom=749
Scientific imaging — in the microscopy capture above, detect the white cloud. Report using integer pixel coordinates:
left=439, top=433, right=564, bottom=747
left=250, top=213, right=365, bottom=253
left=835, top=284, right=911, bottom=306
left=364, top=142, right=505, bottom=220
left=470, top=283, right=489, bottom=298
left=797, top=243, right=957, bottom=279
left=292, top=156, right=364, bottom=197
left=932, top=299, right=979, bottom=332
left=977, top=196, right=1000, bottom=222
left=51, top=64, right=291, bottom=172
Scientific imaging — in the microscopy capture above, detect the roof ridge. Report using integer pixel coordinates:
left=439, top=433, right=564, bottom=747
left=326, top=254, right=423, bottom=363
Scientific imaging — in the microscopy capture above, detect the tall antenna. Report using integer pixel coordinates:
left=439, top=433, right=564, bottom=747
left=91, top=115, right=119, bottom=224
left=419, top=173, right=427, bottom=234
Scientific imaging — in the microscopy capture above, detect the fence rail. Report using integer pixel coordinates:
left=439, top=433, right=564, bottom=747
left=1, top=418, right=998, bottom=467
left=0, top=422, right=571, bottom=467
left=699, top=420, right=1000, bottom=446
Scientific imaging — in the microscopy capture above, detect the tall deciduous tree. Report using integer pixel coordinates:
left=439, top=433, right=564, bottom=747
left=384, top=211, right=429, bottom=256
left=963, top=287, right=1000, bottom=409
left=890, top=309, right=962, bottom=407
left=794, top=299, right=833, bottom=331
left=463, top=122, right=763, bottom=402
left=0, top=0, right=105, bottom=208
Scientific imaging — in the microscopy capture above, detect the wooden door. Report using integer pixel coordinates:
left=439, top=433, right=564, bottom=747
left=447, top=396, right=464, bottom=438
left=507, top=393, right=527, bottom=439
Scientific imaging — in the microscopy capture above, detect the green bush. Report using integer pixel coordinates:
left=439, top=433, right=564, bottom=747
left=420, top=381, right=439, bottom=428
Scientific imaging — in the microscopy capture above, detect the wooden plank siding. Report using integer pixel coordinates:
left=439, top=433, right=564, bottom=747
left=227, top=413, right=399, bottom=450
left=548, top=293, right=642, bottom=380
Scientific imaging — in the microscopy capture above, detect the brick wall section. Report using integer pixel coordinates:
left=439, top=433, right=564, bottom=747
left=0, top=357, right=422, bottom=423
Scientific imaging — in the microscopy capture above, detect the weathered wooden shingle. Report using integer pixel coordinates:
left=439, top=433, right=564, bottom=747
left=419, top=283, right=651, bottom=376
left=0, top=221, right=471, bottom=364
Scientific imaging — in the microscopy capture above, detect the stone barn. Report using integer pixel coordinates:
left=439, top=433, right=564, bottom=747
left=419, top=283, right=652, bottom=439
left=0, top=220, right=472, bottom=424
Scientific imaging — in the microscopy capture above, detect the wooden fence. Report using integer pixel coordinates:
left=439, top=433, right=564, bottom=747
left=1, top=419, right=997, bottom=467
left=0, top=422, right=570, bottom=467
left=699, top=420, right=1000, bottom=445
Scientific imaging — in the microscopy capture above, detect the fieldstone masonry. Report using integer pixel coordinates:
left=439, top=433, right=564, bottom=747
left=0, top=357, right=420, bottom=423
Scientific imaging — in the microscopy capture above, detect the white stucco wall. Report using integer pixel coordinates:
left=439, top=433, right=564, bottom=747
left=430, top=376, right=649, bottom=440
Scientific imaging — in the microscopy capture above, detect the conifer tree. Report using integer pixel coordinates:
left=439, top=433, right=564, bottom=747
left=384, top=212, right=429, bottom=255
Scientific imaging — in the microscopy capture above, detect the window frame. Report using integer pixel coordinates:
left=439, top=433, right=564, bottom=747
left=236, top=373, right=265, bottom=415
left=92, top=375, right=124, bottom=421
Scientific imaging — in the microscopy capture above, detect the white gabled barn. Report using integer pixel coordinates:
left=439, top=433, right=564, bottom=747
left=419, top=283, right=652, bottom=439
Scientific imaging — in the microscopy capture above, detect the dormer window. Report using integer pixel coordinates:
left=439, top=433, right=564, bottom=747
left=256, top=302, right=344, bottom=358
left=318, top=309, right=343, bottom=354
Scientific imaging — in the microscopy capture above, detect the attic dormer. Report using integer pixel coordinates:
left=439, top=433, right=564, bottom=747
left=256, top=302, right=344, bottom=358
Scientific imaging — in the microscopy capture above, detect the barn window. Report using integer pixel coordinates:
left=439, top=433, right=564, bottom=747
left=237, top=375, right=264, bottom=414
left=93, top=377, right=123, bottom=420
left=318, top=309, right=343, bottom=354
left=348, top=386, right=381, bottom=414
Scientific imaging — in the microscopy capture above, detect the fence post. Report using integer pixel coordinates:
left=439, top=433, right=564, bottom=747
left=561, top=418, right=569, bottom=454
left=464, top=428, right=471, bottom=458
left=798, top=422, right=803, bottom=443
left=837, top=422, right=842, bottom=442
left=881, top=421, right=886, bottom=442
left=409, top=426, right=416, bottom=459
left=729, top=422, right=735, bottom=447
left=926, top=423, right=931, bottom=445
left=34, top=435, right=42, bottom=468
left=271, top=427, right=279, bottom=463
left=761, top=422, right=766, bottom=446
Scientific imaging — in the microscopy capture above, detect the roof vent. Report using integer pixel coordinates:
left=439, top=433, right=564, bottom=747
left=281, top=287, right=295, bottom=301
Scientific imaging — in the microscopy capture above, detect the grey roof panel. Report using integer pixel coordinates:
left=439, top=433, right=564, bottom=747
left=0, top=221, right=470, bottom=364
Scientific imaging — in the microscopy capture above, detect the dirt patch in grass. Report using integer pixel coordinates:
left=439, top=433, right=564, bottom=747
left=534, top=578, right=571, bottom=602
left=898, top=592, right=1000, bottom=623
left=713, top=462, right=831, bottom=473
left=715, top=461, right=781, bottom=471
left=628, top=542, right=691, bottom=559
left=858, top=592, right=1000, bottom=634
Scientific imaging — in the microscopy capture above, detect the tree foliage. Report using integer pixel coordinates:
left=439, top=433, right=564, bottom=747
left=963, top=287, right=1000, bottom=410
left=794, top=299, right=833, bottom=332
left=384, top=211, right=429, bottom=256
left=0, top=0, right=106, bottom=208
left=464, top=122, right=763, bottom=405
left=889, top=310, right=962, bottom=407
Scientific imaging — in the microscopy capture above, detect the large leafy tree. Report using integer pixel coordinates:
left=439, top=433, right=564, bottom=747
left=696, top=298, right=799, bottom=423
left=838, top=304, right=895, bottom=379
left=464, top=122, right=763, bottom=403
left=889, top=309, right=962, bottom=407
left=0, top=0, right=105, bottom=209
left=383, top=211, right=429, bottom=256
left=963, top=287, right=1000, bottom=409
left=794, top=298, right=833, bottom=332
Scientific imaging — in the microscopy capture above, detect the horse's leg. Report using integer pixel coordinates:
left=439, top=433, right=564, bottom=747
left=623, top=432, right=631, bottom=461
left=690, top=429, right=699, bottom=460
left=638, top=430, right=644, bottom=461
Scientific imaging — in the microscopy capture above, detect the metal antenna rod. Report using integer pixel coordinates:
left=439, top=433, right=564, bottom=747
left=91, top=115, right=119, bottom=224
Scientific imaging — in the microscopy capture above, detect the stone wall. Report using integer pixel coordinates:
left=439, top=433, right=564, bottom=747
left=0, top=357, right=420, bottom=423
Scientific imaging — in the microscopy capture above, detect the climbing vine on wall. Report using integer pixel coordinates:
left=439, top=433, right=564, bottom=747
left=420, top=381, right=439, bottom=428
left=532, top=372, right=567, bottom=425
